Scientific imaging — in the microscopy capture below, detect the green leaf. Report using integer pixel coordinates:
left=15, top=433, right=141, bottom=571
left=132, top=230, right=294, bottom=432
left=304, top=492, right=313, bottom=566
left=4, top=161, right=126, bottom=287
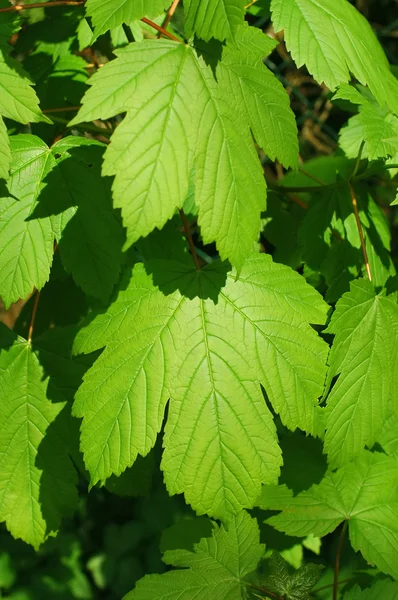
left=0, top=136, right=55, bottom=307
left=218, top=25, right=298, bottom=169
left=324, top=279, right=398, bottom=467
left=0, top=135, right=123, bottom=305
left=261, top=552, right=323, bottom=600
left=0, top=329, right=78, bottom=549
left=73, top=254, right=327, bottom=519
left=43, top=137, right=124, bottom=302
left=71, top=40, right=269, bottom=269
left=183, top=0, right=245, bottom=41
left=0, top=52, right=51, bottom=125
left=343, top=580, right=398, bottom=599
left=85, top=0, right=170, bottom=40
left=125, top=511, right=264, bottom=599
left=334, top=85, right=398, bottom=160
left=270, top=0, right=398, bottom=116
left=0, top=115, right=11, bottom=180
left=267, top=450, right=398, bottom=579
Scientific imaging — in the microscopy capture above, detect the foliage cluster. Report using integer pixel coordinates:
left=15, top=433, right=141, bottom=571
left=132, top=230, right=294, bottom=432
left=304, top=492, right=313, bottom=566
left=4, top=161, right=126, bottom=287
left=0, top=0, right=398, bottom=598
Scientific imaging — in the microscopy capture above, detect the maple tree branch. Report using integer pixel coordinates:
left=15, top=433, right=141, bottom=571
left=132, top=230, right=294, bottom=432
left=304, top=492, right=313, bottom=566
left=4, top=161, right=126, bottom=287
left=333, top=520, right=348, bottom=600
left=0, top=0, right=84, bottom=13
left=179, top=208, right=201, bottom=270
left=349, top=183, right=372, bottom=282
left=27, top=290, right=41, bottom=343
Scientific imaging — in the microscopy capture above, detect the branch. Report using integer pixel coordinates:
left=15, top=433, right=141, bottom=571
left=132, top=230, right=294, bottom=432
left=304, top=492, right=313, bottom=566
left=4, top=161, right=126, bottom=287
left=179, top=208, right=201, bottom=270
left=0, top=0, right=84, bottom=12
left=349, top=183, right=372, bottom=282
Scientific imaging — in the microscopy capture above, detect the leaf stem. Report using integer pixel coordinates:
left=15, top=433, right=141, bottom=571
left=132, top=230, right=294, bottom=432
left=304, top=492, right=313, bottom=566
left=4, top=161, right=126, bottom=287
left=159, top=0, right=181, bottom=33
left=27, top=290, right=41, bottom=344
left=42, top=106, right=81, bottom=113
left=141, top=17, right=180, bottom=41
left=246, top=582, right=284, bottom=600
left=179, top=208, right=201, bottom=270
left=350, top=141, right=365, bottom=181
left=0, top=0, right=84, bottom=12
left=349, top=183, right=372, bottom=282
left=333, top=521, right=348, bottom=600
left=49, top=114, right=112, bottom=137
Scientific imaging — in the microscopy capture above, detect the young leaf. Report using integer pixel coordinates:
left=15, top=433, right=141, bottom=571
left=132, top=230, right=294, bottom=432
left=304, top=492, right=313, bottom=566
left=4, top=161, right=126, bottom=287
left=183, top=0, right=245, bottom=41
left=270, top=0, right=398, bottom=115
left=125, top=511, right=264, bottom=599
left=73, top=253, right=328, bottom=520
left=0, top=328, right=78, bottom=549
left=267, top=450, right=398, bottom=579
left=324, top=279, right=398, bottom=467
left=85, top=0, right=170, bottom=40
left=261, top=552, right=323, bottom=600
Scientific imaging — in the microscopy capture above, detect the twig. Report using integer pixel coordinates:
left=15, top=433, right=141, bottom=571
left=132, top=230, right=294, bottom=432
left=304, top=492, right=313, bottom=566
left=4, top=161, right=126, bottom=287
left=159, top=0, right=180, bottom=34
left=42, top=106, right=81, bottom=113
left=349, top=183, right=372, bottom=282
left=333, top=521, right=348, bottom=600
left=141, top=17, right=180, bottom=41
left=27, top=290, right=41, bottom=343
left=179, top=208, right=201, bottom=270
left=0, top=0, right=84, bottom=12
left=299, top=168, right=327, bottom=186
left=313, top=577, right=356, bottom=594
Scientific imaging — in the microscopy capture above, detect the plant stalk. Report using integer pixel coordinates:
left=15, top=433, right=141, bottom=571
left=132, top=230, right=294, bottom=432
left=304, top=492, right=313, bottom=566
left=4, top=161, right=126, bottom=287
left=349, top=183, right=372, bottom=282
left=333, top=521, right=348, bottom=600
left=179, top=208, right=201, bottom=270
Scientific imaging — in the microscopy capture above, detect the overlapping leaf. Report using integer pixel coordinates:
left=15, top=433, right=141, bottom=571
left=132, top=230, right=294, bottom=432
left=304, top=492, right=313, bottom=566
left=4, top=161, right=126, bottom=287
left=85, top=0, right=170, bottom=40
left=335, top=85, right=398, bottom=160
left=183, top=0, right=245, bottom=41
left=125, top=511, right=264, bottom=599
left=70, top=37, right=297, bottom=269
left=73, top=253, right=328, bottom=520
left=267, top=450, right=398, bottom=579
left=0, top=135, right=123, bottom=306
left=324, top=279, right=398, bottom=467
left=271, top=0, right=398, bottom=115
left=0, top=326, right=78, bottom=549
left=343, top=580, right=398, bottom=600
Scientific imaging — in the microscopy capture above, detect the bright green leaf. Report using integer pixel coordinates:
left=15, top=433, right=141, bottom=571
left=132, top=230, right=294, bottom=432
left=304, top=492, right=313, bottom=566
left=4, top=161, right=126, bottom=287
left=267, top=450, right=398, bottom=579
left=125, top=511, right=264, bottom=599
left=218, top=25, right=298, bottom=169
left=73, top=253, right=327, bottom=519
left=70, top=40, right=270, bottom=270
left=183, top=0, right=245, bottom=41
left=0, top=329, right=77, bottom=549
left=85, top=0, right=170, bottom=40
left=270, top=0, right=398, bottom=115
left=0, top=52, right=51, bottom=125
left=324, top=279, right=398, bottom=467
